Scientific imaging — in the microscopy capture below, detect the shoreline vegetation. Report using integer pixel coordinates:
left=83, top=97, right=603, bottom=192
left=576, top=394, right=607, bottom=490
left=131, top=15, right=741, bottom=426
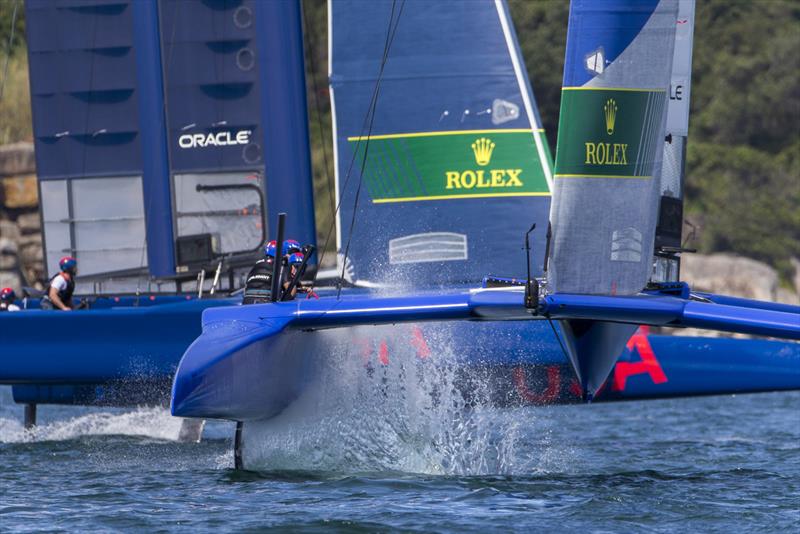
left=0, top=1, right=797, bottom=287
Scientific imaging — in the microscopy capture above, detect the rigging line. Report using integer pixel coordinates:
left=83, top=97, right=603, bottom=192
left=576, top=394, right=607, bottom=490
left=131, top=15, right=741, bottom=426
left=0, top=0, right=19, bottom=103
left=336, top=0, right=405, bottom=299
left=310, top=0, right=402, bottom=291
left=313, top=0, right=398, bottom=276
left=300, top=0, right=336, bottom=233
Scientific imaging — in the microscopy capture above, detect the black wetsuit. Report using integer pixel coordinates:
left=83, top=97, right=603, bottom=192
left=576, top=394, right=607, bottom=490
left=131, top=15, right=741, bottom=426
left=242, top=258, right=275, bottom=304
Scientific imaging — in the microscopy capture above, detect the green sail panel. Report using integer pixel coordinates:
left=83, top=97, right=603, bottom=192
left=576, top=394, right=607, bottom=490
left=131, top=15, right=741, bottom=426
left=555, top=89, right=666, bottom=179
left=348, top=130, right=550, bottom=203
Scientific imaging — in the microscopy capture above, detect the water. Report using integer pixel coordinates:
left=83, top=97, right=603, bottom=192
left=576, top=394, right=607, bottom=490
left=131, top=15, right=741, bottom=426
left=2, top=384, right=798, bottom=532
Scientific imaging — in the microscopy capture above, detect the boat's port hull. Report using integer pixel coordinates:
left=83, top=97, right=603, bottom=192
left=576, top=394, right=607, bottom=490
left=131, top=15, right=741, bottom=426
left=172, top=313, right=800, bottom=424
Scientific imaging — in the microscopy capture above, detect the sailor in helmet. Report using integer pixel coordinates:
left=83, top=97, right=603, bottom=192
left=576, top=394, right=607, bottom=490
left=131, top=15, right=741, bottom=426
left=242, top=239, right=309, bottom=304
left=281, top=251, right=305, bottom=301
left=242, top=241, right=278, bottom=305
left=0, top=287, right=20, bottom=312
left=41, top=256, right=78, bottom=311
left=283, top=239, right=302, bottom=257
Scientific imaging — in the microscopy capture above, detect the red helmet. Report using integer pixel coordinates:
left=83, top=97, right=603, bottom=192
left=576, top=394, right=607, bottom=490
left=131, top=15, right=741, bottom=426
left=0, top=287, right=15, bottom=302
left=287, top=252, right=304, bottom=266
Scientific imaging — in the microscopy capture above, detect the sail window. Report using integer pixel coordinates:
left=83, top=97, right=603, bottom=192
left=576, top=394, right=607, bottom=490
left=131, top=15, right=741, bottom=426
left=389, top=232, right=468, bottom=265
left=173, top=172, right=266, bottom=262
left=610, top=227, right=644, bottom=263
left=491, top=99, right=520, bottom=125
left=585, top=48, right=606, bottom=75
left=40, top=176, right=147, bottom=277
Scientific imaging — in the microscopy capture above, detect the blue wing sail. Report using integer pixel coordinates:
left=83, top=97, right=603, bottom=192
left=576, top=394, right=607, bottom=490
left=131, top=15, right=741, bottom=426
left=330, top=0, right=553, bottom=285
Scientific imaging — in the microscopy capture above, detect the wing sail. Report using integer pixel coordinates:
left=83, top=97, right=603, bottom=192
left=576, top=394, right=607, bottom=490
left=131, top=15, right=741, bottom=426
left=547, top=0, right=679, bottom=295
left=329, top=0, right=553, bottom=286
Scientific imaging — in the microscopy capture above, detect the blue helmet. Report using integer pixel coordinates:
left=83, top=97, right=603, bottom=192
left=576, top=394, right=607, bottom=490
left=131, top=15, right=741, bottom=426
left=283, top=239, right=302, bottom=255
left=0, top=287, right=15, bottom=302
left=59, top=256, right=77, bottom=273
left=287, top=252, right=304, bottom=266
left=264, top=240, right=277, bottom=258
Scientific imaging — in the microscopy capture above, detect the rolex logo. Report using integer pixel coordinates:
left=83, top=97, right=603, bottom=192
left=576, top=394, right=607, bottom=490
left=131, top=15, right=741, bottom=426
left=471, top=137, right=495, bottom=166
left=604, top=98, right=617, bottom=135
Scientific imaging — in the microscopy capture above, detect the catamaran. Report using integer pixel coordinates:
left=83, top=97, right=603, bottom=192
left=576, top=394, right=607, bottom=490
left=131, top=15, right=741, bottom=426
left=2, top=0, right=797, bottom=435
left=0, top=0, right=796, bottom=449
left=165, top=0, right=799, bottom=469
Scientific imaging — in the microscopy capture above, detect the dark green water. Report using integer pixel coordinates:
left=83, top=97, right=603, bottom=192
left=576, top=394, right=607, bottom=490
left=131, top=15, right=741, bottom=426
left=1, top=387, right=798, bottom=532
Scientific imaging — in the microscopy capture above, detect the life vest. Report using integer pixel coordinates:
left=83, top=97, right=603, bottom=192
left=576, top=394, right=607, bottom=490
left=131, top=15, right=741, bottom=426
left=243, top=258, right=274, bottom=304
left=42, top=272, right=75, bottom=307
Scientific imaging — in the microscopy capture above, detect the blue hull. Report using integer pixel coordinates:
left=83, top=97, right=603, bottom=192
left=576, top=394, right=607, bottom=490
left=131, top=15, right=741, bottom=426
left=0, top=297, right=235, bottom=385
left=171, top=300, right=800, bottom=420
left=2, top=292, right=797, bottom=411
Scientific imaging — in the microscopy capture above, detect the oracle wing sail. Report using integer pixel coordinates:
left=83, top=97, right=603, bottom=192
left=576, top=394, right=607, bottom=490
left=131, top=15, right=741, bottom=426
left=25, top=0, right=316, bottom=291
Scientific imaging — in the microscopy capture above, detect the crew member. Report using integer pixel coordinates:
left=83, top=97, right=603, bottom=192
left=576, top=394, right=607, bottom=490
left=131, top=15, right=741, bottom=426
left=281, top=252, right=305, bottom=301
left=283, top=239, right=302, bottom=256
left=243, top=239, right=309, bottom=304
left=242, top=241, right=277, bottom=304
left=0, top=287, right=20, bottom=312
left=41, top=256, right=77, bottom=311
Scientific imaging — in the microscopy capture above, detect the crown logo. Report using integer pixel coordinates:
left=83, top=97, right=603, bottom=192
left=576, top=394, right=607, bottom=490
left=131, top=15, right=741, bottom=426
left=604, top=98, right=618, bottom=135
left=471, top=137, right=495, bottom=166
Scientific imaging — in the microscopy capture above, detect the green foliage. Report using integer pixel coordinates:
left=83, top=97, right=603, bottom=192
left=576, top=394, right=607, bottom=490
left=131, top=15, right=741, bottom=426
left=0, top=45, right=30, bottom=144
left=0, top=0, right=25, bottom=55
left=686, top=141, right=800, bottom=279
left=692, top=0, right=800, bottom=153
left=302, top=0, right=338, bottom=266
left=0, top=0, right=30, bottom=144
left=686, top=1, right=800, bottom=280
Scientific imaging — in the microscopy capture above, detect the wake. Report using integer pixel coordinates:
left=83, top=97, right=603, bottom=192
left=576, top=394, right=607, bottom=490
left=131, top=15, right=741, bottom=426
left=0, top=406, right=184, bottom=444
